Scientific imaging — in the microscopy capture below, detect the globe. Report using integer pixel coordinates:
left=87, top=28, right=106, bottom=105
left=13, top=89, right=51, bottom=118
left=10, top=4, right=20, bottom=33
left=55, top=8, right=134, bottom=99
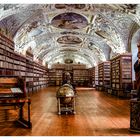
left=56, top=84, right=75, bottom=104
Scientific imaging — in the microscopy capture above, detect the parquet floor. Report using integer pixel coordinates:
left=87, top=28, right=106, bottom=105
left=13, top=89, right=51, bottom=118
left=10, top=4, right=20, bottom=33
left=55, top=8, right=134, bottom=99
left=0, top=87, right=140, bottom=136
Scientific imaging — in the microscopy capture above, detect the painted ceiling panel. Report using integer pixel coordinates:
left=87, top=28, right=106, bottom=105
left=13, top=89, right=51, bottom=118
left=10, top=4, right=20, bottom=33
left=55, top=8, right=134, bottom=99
left=57, top=35, right=82, bottom=44
left=51, top=12, right=88, bottom=29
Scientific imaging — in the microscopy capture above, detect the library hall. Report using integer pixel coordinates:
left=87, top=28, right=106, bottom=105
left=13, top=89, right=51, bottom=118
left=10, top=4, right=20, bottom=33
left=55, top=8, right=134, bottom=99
left=1, top=3, right=140, bottom=137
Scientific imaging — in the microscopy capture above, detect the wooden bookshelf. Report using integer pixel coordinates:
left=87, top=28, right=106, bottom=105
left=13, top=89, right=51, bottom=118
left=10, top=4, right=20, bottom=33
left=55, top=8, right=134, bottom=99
left=0, top=32, right=48, bottom=93
left=52, top=63, right=86, bottom=70
left=49, top=64, right=90, bottom=86
left=48, top=66, right=91, bottom=87
left=48, top=68, right=64, bottom=86
left=98, top=61, right=110, bottom=91
left=88, top=67, right=95, bottom=87
left=110, top=53, right=132, bottom=97
left=55, top=68, right=64, bottom=86
left=48, top=69, right=56, bottom=86
left=95, top=66, right=98, bottom=87
left=33, top=61, right=48, bottom=91
left=0, top=32, right=15, bottom=77
left=25, top=49, right=34, bottom=93
left=73, top=69, right=90, bottom=87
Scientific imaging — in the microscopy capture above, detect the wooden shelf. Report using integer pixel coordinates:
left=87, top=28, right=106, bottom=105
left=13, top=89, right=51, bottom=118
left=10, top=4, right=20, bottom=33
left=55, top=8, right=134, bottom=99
left=48, top=67, right=91, bottom=87
left=48, top=68, right=64, bottom=86
left=98, top=61, right=110, bottom=91
left=0, top=32, right=49, bottom=93
left=73, top=69, right=90, bottom=87
left=110, top=53, right=132, bottom=97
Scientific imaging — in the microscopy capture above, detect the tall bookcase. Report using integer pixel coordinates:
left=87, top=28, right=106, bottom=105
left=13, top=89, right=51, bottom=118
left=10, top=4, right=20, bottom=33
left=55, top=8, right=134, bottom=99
left=0, top=32, right=16, bottom=76
left=48, top=67, right=91, bottom=87
left=48, top=68, right=64, bottom=86
left=55, top=68, right=64, bottom=86
left=95, top=66, right=98, bottom=86
left=25, top=49, right=34, bottom=93
left=33, top=62, right=48, bottom=91
left=73, top=69, right=90, bottom=86
left=110, top=53, right=132, bottom=97
left=49, top=64, right=91, bottom=87
left=98, top=61, right=110, bottom=91
left=0, top=32, right=48, bottom=93
left=48, top=69, right=56, bottom=86
left=88, top=67, right=96, bottom=87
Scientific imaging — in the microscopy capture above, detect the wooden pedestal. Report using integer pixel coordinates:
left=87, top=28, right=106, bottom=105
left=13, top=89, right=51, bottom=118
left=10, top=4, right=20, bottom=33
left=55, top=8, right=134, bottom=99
left=57, top=95, right=76, bottom=115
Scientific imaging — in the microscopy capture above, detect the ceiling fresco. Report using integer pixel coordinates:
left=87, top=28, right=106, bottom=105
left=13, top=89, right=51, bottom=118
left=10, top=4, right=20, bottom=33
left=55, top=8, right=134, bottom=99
left=57, top=35, right=82, bottom=44
left=51, top=12, right=88, bottom=29
left=55, top=4, right=86, bottom=9
left=0, top=4, right=139, bottom=68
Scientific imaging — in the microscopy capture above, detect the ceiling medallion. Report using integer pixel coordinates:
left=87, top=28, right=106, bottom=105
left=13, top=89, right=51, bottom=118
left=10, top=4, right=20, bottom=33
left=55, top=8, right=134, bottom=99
left=57, top=35, right=82, bottom=44
left=51, top=12, right=88, bottom=29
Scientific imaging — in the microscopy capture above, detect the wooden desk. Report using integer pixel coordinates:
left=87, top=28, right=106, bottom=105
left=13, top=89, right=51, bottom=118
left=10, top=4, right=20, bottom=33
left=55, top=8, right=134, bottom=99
left=0, top=77, right=32, bottom=128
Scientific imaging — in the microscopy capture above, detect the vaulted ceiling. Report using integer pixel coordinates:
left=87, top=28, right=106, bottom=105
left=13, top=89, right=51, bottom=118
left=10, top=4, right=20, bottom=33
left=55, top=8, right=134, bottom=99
left=0, top=4, right=139, bottom=68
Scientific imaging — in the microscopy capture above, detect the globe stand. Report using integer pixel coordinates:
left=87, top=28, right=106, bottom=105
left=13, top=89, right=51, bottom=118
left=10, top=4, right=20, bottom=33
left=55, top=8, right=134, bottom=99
left=57, top=96, right=76, bottom=115
left=56, top=84, right=76, bottom=115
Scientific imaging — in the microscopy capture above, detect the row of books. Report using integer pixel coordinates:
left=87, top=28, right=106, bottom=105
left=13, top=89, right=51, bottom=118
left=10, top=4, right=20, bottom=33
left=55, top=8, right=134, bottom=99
left=0, top=32, right=49, bottom=92
left=110, top=53, right=132, bottom=90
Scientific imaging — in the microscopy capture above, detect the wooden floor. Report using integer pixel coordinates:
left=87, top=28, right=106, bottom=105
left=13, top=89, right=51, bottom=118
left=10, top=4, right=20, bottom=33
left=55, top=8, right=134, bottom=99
left=0, top=86, right=140, bottom=136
